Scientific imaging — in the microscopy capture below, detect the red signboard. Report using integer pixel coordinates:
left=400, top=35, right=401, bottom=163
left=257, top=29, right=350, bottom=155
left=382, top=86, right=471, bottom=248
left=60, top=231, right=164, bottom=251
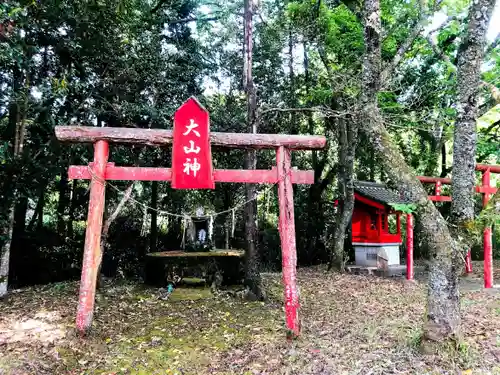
left=172, top=97, right=215, bottom=189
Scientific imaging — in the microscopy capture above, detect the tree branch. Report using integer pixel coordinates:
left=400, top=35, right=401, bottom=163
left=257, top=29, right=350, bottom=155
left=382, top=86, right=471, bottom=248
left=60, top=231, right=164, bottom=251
left=380, top=3, right=456, bottom=85
left=317, top=45, right=335, bottom=85
left=426, top=16, right=457, bottom=35
left=102, top=183, right=135, bottom=237
left=380, top=0, right=427, bottom=84
left=320, top=164, right=338, bottom=190
left=426, top=35, right=455, bottom=67
left=380, top=25, right=425, bottom=84
left=165, top=16, right=220, bottom=26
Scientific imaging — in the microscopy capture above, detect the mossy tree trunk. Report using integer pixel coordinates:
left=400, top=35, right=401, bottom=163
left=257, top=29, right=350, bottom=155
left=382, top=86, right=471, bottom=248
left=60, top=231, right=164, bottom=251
left=451, top=0, right=496, bottom=241
left=360, top=0, right=464, bottom=345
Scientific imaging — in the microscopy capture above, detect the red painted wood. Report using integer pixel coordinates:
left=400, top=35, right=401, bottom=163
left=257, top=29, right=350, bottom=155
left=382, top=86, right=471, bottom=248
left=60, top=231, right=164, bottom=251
left=428, top=196, right=452, bottom=202
left=172, top=97, right=214, bottom=189
left=352, top=198, right=403, bottom=244
left=417, top=176, right=452, bottom=184
left=434, top=181, right=441, bottom=196
left=353, top=193, right=386, bottom=209
left=476, top=186, right=498, bottom=194
left=465, top=250, right=473, bottom=274
left=277, top=146, right=300, bottom=339
left=76, top=140, right=109, bottom=335
left=55, top=125, right=327, bottom=150
left=406, top=214, right=414, bottom=281
left=68, top=165, right=315, bottom=184
left=476, top=163, right=500, bottom=173
left=482, top=170, right=493, bottom=288
left=484, top=228, right=493, bottom=288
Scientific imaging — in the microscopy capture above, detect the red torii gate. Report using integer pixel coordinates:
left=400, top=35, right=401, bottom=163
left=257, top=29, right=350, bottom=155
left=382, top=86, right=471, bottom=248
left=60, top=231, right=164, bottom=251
left=54, top=98, right=326, bottom=338
left=404, top=164, right=499, bottom=288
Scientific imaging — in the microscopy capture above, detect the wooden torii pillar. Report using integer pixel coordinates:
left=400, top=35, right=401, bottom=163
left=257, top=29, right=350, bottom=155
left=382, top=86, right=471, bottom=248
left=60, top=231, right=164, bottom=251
left=55, top=107, right=326, bottom=338
left=414, top=164, right=499, bottom=288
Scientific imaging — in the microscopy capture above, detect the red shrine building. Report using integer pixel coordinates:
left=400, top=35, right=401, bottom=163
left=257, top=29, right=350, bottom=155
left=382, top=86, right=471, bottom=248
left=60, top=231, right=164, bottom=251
left=351, top=181, right=410, bottom=267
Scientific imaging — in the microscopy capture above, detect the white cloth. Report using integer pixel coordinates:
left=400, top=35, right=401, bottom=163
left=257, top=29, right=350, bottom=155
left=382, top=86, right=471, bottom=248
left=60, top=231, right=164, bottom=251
left=198, top=229, right=206, bottom=243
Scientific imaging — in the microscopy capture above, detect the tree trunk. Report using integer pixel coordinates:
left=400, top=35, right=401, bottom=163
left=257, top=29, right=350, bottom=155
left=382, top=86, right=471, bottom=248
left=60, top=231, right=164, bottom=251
left=243, top=0, right=264, bottom=301
left=150, top=181, right=158, bottom=253
left=0, top=72, right=28, bottom=298
left=57, top=166, right=69, bottom=236
left=330, top=116, right=356, bottom=271
left=360, top=0, right=462, bottom=347
left=451, top=0, right=496, bottom=236
left=97, top=183, right=135, bottom=289
left=27, top=185, right=45, bottom=232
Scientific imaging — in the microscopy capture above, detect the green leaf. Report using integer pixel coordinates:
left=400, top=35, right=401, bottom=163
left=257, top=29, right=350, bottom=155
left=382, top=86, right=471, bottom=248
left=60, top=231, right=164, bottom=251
left=389, top=203, right=417, bottom=214
left=8, top=7, right=23, bottom=17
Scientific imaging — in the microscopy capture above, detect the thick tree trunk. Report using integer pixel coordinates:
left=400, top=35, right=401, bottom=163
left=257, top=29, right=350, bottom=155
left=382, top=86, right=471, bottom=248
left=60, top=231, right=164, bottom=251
left=451, top=0, right=496, bottom=235
left=360, top=0, right=462, bottom=346
left=330, top=117, right=356, bottom=271
left=243, top=0, right=264, bottom=301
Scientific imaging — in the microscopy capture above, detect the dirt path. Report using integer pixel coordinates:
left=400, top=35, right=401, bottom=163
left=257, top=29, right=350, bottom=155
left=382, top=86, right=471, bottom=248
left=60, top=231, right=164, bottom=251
left=0, top=265, right=499, bottom=375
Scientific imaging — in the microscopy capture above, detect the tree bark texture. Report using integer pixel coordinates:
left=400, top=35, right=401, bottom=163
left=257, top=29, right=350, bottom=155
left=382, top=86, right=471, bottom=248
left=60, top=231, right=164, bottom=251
left=451, top=0, right=496, bottom=232
left=55, top=126, right=326, bottom=150
left=330, top=117, right=356, bottom=271
left=243, top=0, right=264, bottom=300
left=360, top=0, right=462, bottom=345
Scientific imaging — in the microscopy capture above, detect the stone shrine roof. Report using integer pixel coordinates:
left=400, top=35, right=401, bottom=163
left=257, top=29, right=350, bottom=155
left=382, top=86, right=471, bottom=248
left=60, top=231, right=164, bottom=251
left=353, top=181, right=412, bottom=206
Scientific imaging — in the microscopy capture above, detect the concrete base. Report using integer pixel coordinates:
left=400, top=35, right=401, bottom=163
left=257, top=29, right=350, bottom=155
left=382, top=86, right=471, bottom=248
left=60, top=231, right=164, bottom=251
left=353, top=243, right=401, bottom=267
left=345, top=264, right=426, bottom=278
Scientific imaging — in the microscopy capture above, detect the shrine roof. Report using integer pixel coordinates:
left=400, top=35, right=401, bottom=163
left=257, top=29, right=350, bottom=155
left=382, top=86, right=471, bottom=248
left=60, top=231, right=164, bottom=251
left=353, top=181, right=413, bottom=206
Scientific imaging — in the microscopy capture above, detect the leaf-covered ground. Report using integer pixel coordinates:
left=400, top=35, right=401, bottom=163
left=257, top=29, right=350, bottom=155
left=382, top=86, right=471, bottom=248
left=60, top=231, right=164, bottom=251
left=1, top=262, right=499, bottom=375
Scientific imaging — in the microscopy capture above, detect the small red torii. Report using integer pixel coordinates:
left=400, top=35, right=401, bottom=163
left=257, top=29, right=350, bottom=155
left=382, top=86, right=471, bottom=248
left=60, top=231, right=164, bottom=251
left=55, top=97, right=327, bottom=338
left=403, top=165, right=499, bottom=288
